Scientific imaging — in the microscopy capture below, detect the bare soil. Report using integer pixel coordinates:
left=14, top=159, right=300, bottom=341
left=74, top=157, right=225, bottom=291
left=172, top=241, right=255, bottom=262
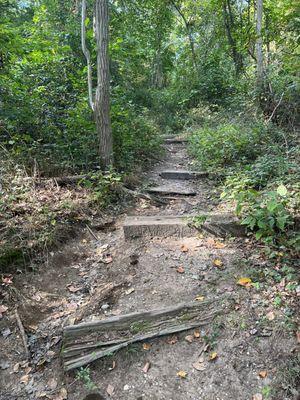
left=0, top=140, right=298, bottom=400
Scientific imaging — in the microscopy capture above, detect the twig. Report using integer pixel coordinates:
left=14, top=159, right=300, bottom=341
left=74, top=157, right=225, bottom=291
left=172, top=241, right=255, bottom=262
left=15, top=309, right=29, bottom=359
left=267, top=92, right=284, bottom=123
left=85, top=224, right=100, bottom=242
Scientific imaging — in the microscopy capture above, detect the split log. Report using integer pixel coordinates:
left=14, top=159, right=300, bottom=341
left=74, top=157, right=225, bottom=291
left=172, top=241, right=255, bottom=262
left=62, top=299, right=224, bottom=371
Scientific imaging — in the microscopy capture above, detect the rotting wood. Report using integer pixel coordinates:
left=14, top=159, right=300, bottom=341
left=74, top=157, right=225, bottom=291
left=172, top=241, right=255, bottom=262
left=62, top=300, right=223, bottom=370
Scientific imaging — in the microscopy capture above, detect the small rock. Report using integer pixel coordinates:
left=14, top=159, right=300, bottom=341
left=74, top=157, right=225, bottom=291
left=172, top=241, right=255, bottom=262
left=250, top=328, right=258, bottom=336
left=2, top=328, right=11, bottom=338
left=101, top=304, right=109, bottom=310
left=124, top=385, right=130, bottom=391
left=0, top=361, right=10, bottom=370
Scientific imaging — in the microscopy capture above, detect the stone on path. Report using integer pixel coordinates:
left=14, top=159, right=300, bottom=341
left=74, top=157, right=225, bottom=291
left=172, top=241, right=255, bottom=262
left=160, top=170, right=209, bottom=180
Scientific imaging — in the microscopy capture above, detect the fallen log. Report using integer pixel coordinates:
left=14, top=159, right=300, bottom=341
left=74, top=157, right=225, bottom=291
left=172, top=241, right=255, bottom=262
left=62, top=299, right=222, bottom=371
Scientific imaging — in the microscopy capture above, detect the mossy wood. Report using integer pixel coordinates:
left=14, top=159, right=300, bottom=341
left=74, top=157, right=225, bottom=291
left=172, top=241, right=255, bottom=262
left=62, top=300, right=220, bottom=371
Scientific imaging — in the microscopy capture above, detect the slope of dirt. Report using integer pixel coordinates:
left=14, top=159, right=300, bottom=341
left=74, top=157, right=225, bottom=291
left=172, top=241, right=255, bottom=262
left=0, top=139, right=298, bottom=400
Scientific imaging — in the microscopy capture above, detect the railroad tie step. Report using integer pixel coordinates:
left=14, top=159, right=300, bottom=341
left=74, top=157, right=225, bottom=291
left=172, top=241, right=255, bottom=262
left=160, top=170, right=208, bottom=180
left=146, top=186, right=197, bottom=197
left=123, top=213, right=246, bottom=240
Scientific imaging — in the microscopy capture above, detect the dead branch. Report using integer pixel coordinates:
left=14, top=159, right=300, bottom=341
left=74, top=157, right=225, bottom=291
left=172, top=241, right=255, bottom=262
left=15, top=309, right=29, bottom=359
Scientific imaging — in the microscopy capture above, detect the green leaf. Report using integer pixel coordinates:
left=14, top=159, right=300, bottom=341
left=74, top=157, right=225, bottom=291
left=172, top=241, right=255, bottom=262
left=277, top=185, right=288, bottom=197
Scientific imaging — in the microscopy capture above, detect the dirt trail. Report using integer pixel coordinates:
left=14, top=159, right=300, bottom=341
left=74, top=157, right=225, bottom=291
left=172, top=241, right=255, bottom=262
left=0, top=139, right=297, bottom=400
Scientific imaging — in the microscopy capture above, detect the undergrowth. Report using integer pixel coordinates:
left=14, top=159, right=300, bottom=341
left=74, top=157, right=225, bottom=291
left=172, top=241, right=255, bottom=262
left=0, top=156, right=125, bottom=273
left=188, top=107, right=299, bottom=254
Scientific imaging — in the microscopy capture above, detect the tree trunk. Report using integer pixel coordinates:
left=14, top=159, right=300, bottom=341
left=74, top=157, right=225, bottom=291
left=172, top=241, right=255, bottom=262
left=222, top=0, right=243, bottom=75
left=94, top=0, right=113, bottom=169
left=169, top=1, right=197, bottom=70
left=256, top=0, right=264, bottom=93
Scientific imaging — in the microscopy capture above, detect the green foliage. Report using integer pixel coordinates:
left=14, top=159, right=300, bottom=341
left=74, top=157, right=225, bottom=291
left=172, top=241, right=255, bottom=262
left=81, top=170, right=123, bottom=207
left=189, top=122, right=272, bottom=171
left=236, top=186, right=293, bottom=242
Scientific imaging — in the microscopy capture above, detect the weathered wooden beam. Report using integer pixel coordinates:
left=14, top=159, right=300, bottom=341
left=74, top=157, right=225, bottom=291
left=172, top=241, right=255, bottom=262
left=123, top=213, right=246, bottom=240
left=160, top=170, right=209, bottom=180
left=146, top=186, right=197, bottom=197
left=62, top=300, right=221, bottom=371
left=123, top=215, right=197, bottom=239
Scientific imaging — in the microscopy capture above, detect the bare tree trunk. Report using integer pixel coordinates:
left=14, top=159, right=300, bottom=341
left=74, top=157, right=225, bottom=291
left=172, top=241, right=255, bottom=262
left=256, top=0, right=264, bottom=92
left=222, top=0, right=243, bottom=75
left=169, top=0, right=197, bottom=70
left=95, top=0, right=113, bottom=169
left=81, top=0, right=113, bottom=170
left=81, top=0, right=94, bottom=111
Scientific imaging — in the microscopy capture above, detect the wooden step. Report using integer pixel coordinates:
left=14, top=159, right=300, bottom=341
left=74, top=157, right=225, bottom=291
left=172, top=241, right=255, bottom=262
left=62, top=300, right=220, bottom=370
left=123, top=213, right=246, bottom=240
left=164, top=137, right=188, bottom=144
left=160, top=170, right=208, bottom=180
left=147, top=186, right=197, bottom=197
left=123, top=215, right=196, bottom=239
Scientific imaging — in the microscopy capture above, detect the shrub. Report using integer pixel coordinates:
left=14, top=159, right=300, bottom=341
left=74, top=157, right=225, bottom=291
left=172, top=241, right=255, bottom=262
left=188, top=122, right=274, bottom=171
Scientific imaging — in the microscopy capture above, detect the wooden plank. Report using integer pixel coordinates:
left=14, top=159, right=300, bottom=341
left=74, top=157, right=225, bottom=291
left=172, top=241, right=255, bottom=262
left=123, top=215, right=197, bottom=239
left=146, top=186, right=197, bottom=197
left=123, top=213, right=246, bottom=240
left=164, top=138, right=188, bottom=144
left=62, top=300, right=220, bottom=371
left=160, top=170, right=209, bottom=180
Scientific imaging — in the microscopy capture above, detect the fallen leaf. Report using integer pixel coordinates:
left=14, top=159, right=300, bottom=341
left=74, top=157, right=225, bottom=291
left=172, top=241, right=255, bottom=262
left=125, top=288, right=135, bottom=295
left=258, top=370, right=267, bottom=379
left=185, top=335, right=194, bottom=343
left=2, top=275, right=13, bottom=285
left=195, top=295, right=205, bottom=301
left=106, top=384, right=114, bottom=396
left=0, top=305, right=8, bottom=318
left=108, top=361, right=116, bottom=371
left=53, top=388, right=68, bottom=400
left=209, top=352, right=218, bottom=361
left=206, top=238, right=215, bottom=247
left=24, top=366, right=32, bottom=374
left=194, top=330, right=201, bottom=338
left=266, top=311, right=275, bottom=321
left=67, top=285, right=81, bottom=293
left=13, top=363, right=20, bottom=373
left=103, top=255, right=113, bottom=264
left=176, top=266, right=185, bottom=274
left=47, top=378, right=58, bottom=390
left=296, top=331, right=300, bottom=344
left=214, top=241, right=226, bottom=249
left=20, top=375, right=30, bottom=384
left=167, top=335, right=178, bottom=345
left=181, top=245, right=189, bottom=253
left=192, top=356, right=206, bottom=371
left=213, top=259, right=223, bottom=268
left=143, top=343, right=151, bottom=351
left=237, top=277, right=252, bottom=287
left=252, top=394, right=263, bottom=400
left=142, top=362, right=151, bottom=373
left=177, top=370, right=187, bottom=379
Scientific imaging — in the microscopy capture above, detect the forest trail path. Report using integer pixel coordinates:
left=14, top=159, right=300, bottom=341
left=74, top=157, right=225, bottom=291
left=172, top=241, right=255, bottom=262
left=0, top=138, right=294, bottom=400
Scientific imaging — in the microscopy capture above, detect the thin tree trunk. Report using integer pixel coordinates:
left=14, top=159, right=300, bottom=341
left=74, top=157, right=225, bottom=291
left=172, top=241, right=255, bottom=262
left=94, top=0, right=113, bottom=169
left=169, top=0, right=197, bottom=70
left=81, top=0, right=94, bottom=111
left=222, top=0, right=243, bottom=75
left=256, top=0, right=264, bottom=92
